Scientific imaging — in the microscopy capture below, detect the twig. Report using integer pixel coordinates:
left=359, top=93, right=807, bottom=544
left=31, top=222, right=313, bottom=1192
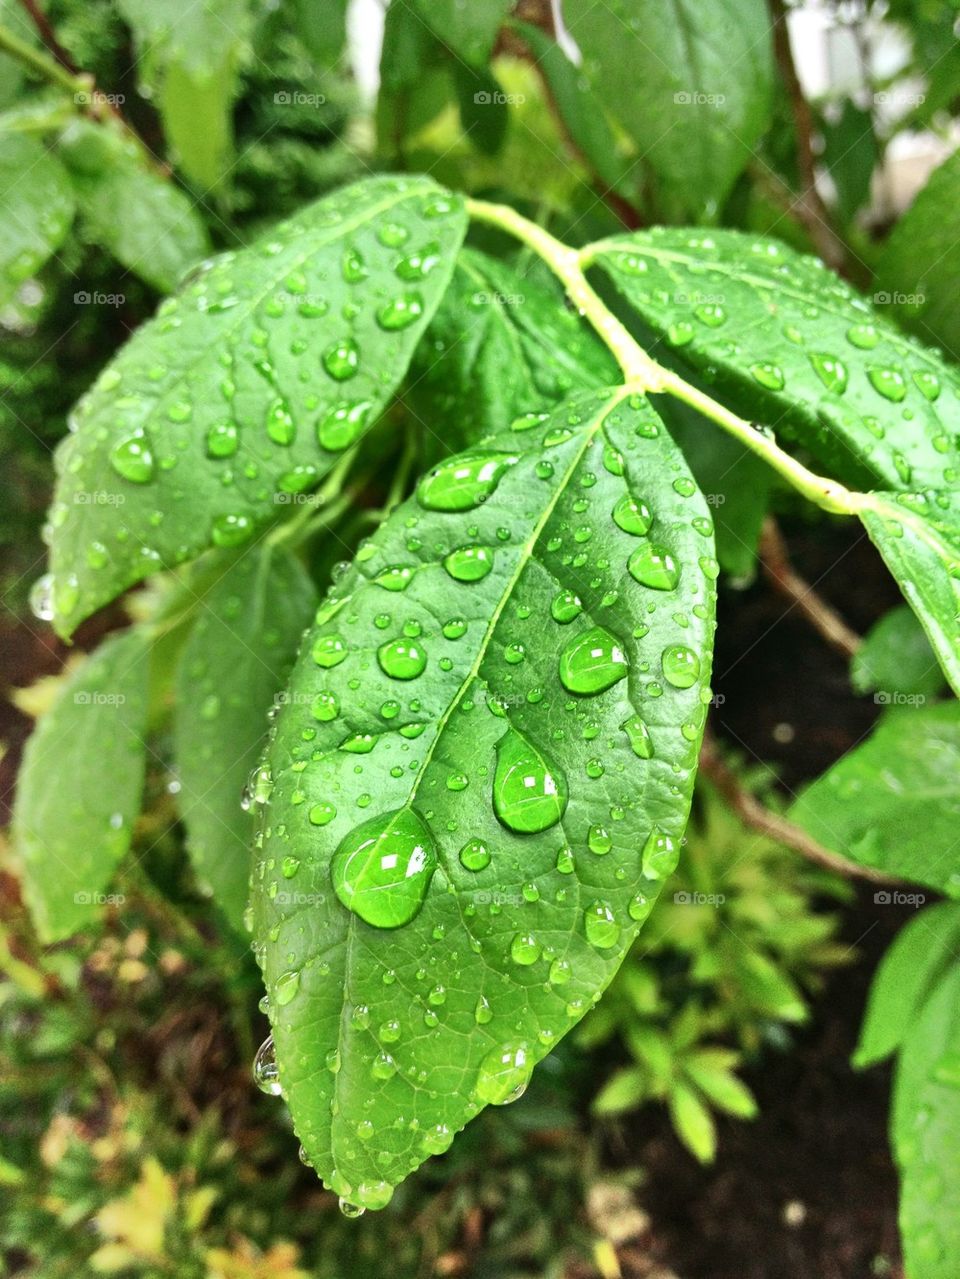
left=759, top=517, right=862, bottom=659
left=17, top=0, right=78, bottom=74
left=0, top=19, right=85, bottom=95
left=698, top=732, right=896, bottom=884
left=767, top=0, right=849, bottom=273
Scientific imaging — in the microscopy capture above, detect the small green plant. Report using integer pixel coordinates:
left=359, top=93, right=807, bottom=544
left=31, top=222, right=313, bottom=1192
left=580, top=781, right=851, bottom=1160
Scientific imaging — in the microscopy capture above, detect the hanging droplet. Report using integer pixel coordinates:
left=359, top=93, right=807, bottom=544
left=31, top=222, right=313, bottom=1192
left=474, top=1042, right=532, bottom=1105
left=416, top=451, right=518, bottom=511
left=641, top=828, right=678, bottom=879
left=253, top=1034, right=282, bottom=1095
left=331, top=808, right=437, bottom=928
left=493, top=729, right=567, bottom=833
left=559, top=626, right=628, bottom=694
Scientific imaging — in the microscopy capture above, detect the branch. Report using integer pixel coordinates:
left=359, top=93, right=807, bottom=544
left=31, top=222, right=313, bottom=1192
left=17, top=0, right=78, bottom=74
left=698, top=732, right=896, bottom=884
left=759, top=517, right=862, bottom=659
left=767, top=0, right=849, bottom=273
left=0, top=19, right=85, bottom=94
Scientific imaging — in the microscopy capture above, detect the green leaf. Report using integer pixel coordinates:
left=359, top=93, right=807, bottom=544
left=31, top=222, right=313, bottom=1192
left=668, top=1081, right=717, bottom=1162
left=790, top=701, right=960, bottom=895
left=851, top=604, right=944, bottom=701
left=118, top=0, right=249, bottom=189
left=891, top=964, right=960, bottom=1279
left=592, top=1065, right=650, bottom=1114
left=859, top=490, right=960, bottom=698
left=58, top=119, right=210, bottom=294
left=684, top=1052, right=757, bottom=1119
left=512, top=21, right=637, bottom=203
left=407, top=246, right=618, bottom=446
left=452, top=64, right=508, bottom=156
left=13, top=629, right=151, bottom=942
left=876, top=150, right=960, bottom=360
left=292, top=0, right=349, bottom=65
left=173, top=545, right=316, bottom=931
left=562, top=0, right=774, bottom=219
left=410, top=0, right=511, bottom=66
left=0, top=133, right=74, bottom=306
left=855, top=902, right=960, bottom=1069
left=818, top=99, right=878, bottom=226
left=251, top=388, right=717, bottom=1208
left=46, top=174, right=466, bottom=638
left=589, top=228, right=960, bottom=491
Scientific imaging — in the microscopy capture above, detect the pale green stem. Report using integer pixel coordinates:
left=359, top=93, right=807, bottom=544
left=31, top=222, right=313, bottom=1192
left=466, top=197, right=868, bottom=519
left=0, top=22, right=87, bottom=95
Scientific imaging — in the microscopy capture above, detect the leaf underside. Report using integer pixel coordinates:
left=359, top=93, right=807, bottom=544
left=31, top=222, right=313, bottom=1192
left=14, top=629, right=151, bottom=941
left=46, top=174, right=467, bottom=638
left=252, top=388, right=717, bottom=1207
left=173, top=544, right=317, bottom=930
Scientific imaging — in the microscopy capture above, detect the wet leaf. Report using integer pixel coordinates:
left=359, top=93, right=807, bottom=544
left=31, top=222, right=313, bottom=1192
left=46, top=174, right=466, bottom=638
left=252, top=387, right=717, bottom=1207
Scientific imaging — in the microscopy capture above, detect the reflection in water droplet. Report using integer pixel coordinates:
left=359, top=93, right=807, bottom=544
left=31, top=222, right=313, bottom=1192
left=622, top=715, right=654, bottom=758
left=559, top=626, right=629, bottom=694
left=444, top=545, right=494, bottom=581
left=551, top=589, right=582, bottom=623
left=323, top=338, right=360, bottom=380
left=628, top=542, right=679, bottom=590
left=253, top=1034, right=281, bottom=1095
left=612, top=493, right=653, bottom=536
left=378, top=637, right=427, bottom=679
left=206, top=421, right=239, bottom=458
left=510, top=932, right=542, bottom=965
left=584, top=901, right=620, bottom=949
left=474, top=1042, right=532, bottom=1105
left=641, top=828, right=678, bottom=879
left=331, top=808, right=437, bottom=928
left=809, top=352, right=848, bottom=394
left=212, top=512, right=253, bottom=547
left=417, top=451, right=518, bottom=511
left=318, top=399, right=372, bottom=451
left=661, top=644, right=701, bottom=689
left=110, top=432, right=155, bottom=483
left=749, top=361, right=785, bottom=391
left=493, top=729, right=567, bottom=833
left=867, top=365, right=907, bottom=402
left=377, top=292, right=424, bottom=330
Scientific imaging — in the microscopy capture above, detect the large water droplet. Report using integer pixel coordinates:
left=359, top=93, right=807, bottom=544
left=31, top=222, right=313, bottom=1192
left=443, top=545, right=494, bottom=582
left=621, top=714, right=653, bottom=758
left=253, top=1034, right=281, bottom=1094
left=318, top=399, right=372, bottom=451
left=378, top=637, right=427, bottom=679
left=377, top=292, right=424, bottom=330
left=417, top=451, right=518, bottom=511
left=809, top=352, right=848, bottom=394
left=459, top=838, right=490, bottom=870
left=559, top=626, right=629, bottom=694
left=628, top=542, right=679, bottom=590
left=551, top=589, right=582, bottom=623
left=749, top=361, right=785, bottom=391
left=493, top=729, right=567, bottom=833
left=110, top=432, right=154, bottom=483
left=584, top=901, right=620, bottom=949
left=867, top=365, right=907, bottom=402
left=612, top=494, right=653, bottom=536
left=331, top=808, right=437, bottom=928
left=641, top=828, right=678, bottom=879
left=661, top=644, right=701, bottom=688
left=206, top=421, right=239, bottom=458
left=474, top=1042, right=532, bottom=1105
left=323, top=338, right=360, bottom=380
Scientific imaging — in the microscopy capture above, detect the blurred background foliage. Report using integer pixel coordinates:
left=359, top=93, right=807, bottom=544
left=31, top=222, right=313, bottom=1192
left=2, top=0, right=959, bottom=1274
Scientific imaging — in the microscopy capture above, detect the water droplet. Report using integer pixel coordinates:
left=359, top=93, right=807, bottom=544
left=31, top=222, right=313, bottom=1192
left=206, top=421, right=239, bottom=458
left=588, top=824, right=612, bottom=855
left=584, top=901, right=620, bottom=949
left=621, top=715, right=653, bottom=758
left=559, top=626, right=628, bottom=694
left=417, top=451, right=518, bottom=511
left=309, top=802, right=336, bottom=826
left=422, top=1123, right=453, bottom=1155
left=474, top=1043, right=532, bottom=1105
left=493, top=729, right=567, bottom=833
left=443, top=545, right=493, bottom=582
left=266, top=397, right=295, bottom=445
left=661, top=644, right=701, bottom=689
left=628, top=542, right=679, bottom=590
left=913, top=369, right=941, bottom=401
left=253, top=1035, right=281, bottom=1094
left=510, top=932, right=542, bottom=965
left=313, top=634, right=348, bottom=668
left=846, top=322, right=879, bottom=349
left=311, top=690, right=340, bottom=721
left=211, top=512, right=253, bottom=547
left=809, top=352, right=848, bottom=394
left=867, top=365, right=907, bottom=402
left=613, top=493, right=653, bottom=535
left=331, top=808, right=437, bottom=928
left=551, top=589, right=583, bottom=623
left=323, top=338, right=360, bottom=380
left=749, top=361, right=785, bottom=391
left=274, top=969, right=300, bottom=1006
left=318, top=399, right=372, bottom=451
left=375, top=564, right=415, bottom=591
left=378, top=637, right=427, bottom=679
left=377, top=292, right=424, bottom=330
left=110, top=432, right=154, bottom=483
left=641, top=828, right=678, bottom=879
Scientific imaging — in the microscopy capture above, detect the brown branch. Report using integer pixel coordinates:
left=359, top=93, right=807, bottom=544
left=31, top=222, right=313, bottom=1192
left=698, top=732, right=897, bottom=884
left=17, top=0, right=78, bottom=75
left=759, top=517, right=862, bottom=659
left=767, top=0, right=849, bottom=273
